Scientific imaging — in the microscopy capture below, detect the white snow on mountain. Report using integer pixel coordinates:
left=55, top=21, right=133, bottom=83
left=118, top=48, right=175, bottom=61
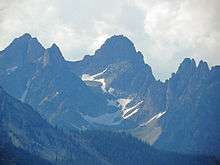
left=81, top=68, right=107, bottom=92
left=20, top=76, right=36, bottom=102
left=140, top=111, right=166, bottom=127
left=21, top=79, right=32, bottom=102
left=117, top=97, right=133, bottom=110
left=122, top=101, right=143, bottom=119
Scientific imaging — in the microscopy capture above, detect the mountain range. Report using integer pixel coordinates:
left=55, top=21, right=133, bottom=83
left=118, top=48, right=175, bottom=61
left=2, top=86, right=218, bottom=164
left=0, top=33, right=219, bottom=164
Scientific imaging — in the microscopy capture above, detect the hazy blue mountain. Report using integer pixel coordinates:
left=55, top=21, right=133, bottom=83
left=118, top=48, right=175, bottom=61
left=68, top=35, right=165, bottom=134
left=68, top=35, right=155, bottom=95
left=0, top=34, right=112, bottom=130
left=68, top=36, right=220, bottom=158
left=1, top=86, right=217, bottom=165
left=0, top=86, right=111, bottom=165
left=0, top=33, right=45, bottom=99
left=155, top=59, right=220, bottom=158
left=0, top=33, right=220, bottom=160
left=67, top=35, right=168, bottom=145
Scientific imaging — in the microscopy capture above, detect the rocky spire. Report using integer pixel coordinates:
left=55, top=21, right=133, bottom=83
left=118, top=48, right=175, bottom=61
left=0, top=33, right=45, bottom=67
left=42, top=43, right=65, bottom=67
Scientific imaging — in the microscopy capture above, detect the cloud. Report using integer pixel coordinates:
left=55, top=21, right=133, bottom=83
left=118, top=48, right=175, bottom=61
left=0, top=0, right=219, bottom=80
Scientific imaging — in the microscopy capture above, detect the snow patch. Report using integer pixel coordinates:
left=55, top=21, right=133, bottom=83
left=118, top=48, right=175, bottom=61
left=81, top=74, right=94, bottom=81
left=96, top=78, right=106, bottom=92
left=122, top=101, right=143, bottom=119
left=81, top=68, right=107, bottom=92
left=140, top=111, right=166, bottom=127
left=20, top=76, right=36, bottom=102
left=21, top=80, right=31, bottom=102
left=117, top=97, right=133, bottom=110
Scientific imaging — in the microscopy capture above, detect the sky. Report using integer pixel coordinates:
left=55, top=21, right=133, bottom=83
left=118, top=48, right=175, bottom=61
left=0, top=0, right=219, bottom=80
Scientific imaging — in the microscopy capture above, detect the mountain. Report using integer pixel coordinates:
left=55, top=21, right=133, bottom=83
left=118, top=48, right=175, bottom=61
left=68, top=35, right=155, bottom=98
left=1, top=86, right=217, bottom=165
left=68, top=36, right=220, bottom=158
left=0, top=33, right=220, bottom=159
left=68, top=35, right=155, bottom=95
left=0, top=33, right=111, bottom=130
left=67, top=35, right=167, bottom=145
left=0, top=86, right=110, bottom=165
left=155, top=59, right=220, bottom=158
left=68, top=35, right=164, bottom=132
left=0, top=33, right=161, bottom=134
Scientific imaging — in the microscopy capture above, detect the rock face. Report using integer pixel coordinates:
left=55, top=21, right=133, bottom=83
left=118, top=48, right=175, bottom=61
left=68, top=35, right=161, bottom=129
left=68, top=36, right=220, bottom=158
left=0, top=87, right=110, bottom=165
left=2, top=87, right=216, bottom=165
left=0, top=34, right=111, bottom=130
left=0, top=33, right=220, bottom=158
left=68, top=35, right=168, bottom=143
left=155, top=60, right=220, bottom=157
left=69, top=35, right=155, bottom=95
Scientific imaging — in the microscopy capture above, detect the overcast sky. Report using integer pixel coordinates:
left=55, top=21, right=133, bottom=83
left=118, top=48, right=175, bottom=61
left=0, top=0, right=219, bottom=80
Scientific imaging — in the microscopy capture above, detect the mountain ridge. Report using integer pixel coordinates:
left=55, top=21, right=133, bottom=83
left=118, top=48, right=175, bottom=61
left=0, top=33, right=219, bottom=159
left=2, top=86, right=218, bottom=165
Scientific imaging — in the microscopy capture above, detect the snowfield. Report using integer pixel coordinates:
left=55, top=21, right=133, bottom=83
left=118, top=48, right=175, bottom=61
left=81, top=68, right=108, bottom=92
left=140, top=111, right=166, bottom=127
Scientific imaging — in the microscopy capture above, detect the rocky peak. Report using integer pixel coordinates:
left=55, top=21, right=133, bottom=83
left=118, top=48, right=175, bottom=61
left=18, top=33, right=32, bottom=39
left=0, top=33, right=45, bottom=67
left=192, top=60, right=210, bottom=80
left=41, top=43, right=65, bottom=67
left=169, top=58, right=197, bottom=84
left=177, top=58, right=196, bottom=74
left=10, top=33, right=42, bottom=50
left=167, top=58, right=197, bottom=98
left=94, top=35, right=140, bottom=62
left=197, top=60, right=209, bottom=72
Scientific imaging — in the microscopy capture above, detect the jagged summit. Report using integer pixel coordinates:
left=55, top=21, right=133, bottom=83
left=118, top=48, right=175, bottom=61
left=7, top=33, right=44, bottom=51
left=95, top=35, right=138, bottom=60
left=197, top=60, right=209, bottom=71
left=177, top=58, right=210, bottom=76
left=180, top=58, right=196, bottom=68
left=41, top=43, right=65, bottom=67
left=48, top=43, right=63, bottom=56
left=0, top=33, right=67, bottom=68
left=175, top=58, right=197, bottom=76
left=12, top=33, right=38, bottom=44
left=101, top=35, right=135, bottom=50
left=51, top=43, right=59, bottom=49
left=0, top=33, right=45, bottom=67
left=19, top=33, right=32, bottom=39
